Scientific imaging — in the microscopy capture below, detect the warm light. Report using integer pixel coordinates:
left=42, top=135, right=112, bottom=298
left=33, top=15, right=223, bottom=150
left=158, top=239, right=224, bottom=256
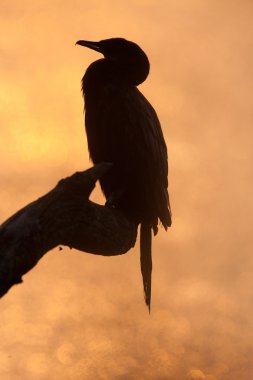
left=14, top=127, right=69, bottom=165
left=1, top=1, right=252, bottom=379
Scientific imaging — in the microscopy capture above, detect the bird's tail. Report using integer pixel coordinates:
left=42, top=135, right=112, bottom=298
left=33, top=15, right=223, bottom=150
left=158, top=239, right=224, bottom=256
left=140, top=223, right=152, bottom=312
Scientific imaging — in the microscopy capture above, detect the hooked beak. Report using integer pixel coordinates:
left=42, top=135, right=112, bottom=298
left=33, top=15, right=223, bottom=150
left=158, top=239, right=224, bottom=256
left=76, top=40, right=101, bottom=52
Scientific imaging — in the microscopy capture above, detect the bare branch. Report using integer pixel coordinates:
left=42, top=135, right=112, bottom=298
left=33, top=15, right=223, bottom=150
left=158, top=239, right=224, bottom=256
left=0, top=163, right=137, bottom=298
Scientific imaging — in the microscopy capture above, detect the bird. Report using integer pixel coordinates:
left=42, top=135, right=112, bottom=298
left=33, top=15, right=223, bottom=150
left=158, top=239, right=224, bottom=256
left=76, top=37, right=171, bottom=310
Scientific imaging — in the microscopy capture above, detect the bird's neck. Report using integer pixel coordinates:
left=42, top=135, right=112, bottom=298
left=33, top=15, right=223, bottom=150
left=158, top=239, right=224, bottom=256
left=82, top=57, right=150, bottom=94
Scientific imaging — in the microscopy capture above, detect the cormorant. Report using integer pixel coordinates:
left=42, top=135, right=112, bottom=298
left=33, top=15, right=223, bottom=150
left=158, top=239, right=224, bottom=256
left=76, top=38, right=172, bottom=310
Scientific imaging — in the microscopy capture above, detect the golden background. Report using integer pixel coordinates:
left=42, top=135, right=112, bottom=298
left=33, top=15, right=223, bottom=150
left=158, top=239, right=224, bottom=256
left=1, top=1, right=253, bottom=379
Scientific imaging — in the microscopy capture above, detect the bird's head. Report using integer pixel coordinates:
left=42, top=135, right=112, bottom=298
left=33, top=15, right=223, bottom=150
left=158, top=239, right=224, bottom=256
left=76, top=38, right=150, bottom=85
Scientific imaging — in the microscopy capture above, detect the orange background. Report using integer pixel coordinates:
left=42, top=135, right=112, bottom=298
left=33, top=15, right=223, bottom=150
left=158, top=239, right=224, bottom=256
left=1, top=1, right=253, bottom=379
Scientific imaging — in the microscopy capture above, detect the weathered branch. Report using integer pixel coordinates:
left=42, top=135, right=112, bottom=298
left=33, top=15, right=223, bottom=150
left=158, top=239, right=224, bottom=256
left=0, top=163, right=138, bottom=298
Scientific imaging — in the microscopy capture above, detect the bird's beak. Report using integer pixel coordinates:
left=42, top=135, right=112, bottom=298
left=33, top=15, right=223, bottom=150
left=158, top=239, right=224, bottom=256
left=76, top=40, right=101, bottom=52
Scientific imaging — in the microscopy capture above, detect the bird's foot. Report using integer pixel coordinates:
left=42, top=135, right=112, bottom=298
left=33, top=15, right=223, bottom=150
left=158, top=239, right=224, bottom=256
left=105, top=189, right=125, bottom=208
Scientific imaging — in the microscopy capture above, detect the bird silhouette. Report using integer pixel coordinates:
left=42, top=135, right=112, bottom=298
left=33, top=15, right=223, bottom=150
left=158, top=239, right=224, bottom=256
left=76, top=38, right=172, bottom=311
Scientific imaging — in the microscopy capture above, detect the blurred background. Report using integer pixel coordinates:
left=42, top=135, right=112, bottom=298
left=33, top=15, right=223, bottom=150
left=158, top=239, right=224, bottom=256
left=1, top=1, right=253, bottom=379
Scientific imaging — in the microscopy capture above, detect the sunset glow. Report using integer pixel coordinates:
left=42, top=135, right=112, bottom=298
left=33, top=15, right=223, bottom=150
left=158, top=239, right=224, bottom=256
left=1, top=1, right=253, bottom=379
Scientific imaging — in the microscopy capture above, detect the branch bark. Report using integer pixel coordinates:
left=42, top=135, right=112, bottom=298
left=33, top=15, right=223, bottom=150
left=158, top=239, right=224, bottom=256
left=0, top=163, right=138, bottom=298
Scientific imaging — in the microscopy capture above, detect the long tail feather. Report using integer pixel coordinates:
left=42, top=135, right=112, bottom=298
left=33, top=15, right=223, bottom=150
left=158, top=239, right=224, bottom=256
left=140, top=223, right=152, bottom=312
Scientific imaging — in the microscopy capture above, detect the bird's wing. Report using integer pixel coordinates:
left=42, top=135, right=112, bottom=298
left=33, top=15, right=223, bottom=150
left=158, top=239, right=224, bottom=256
left=112, top=86, right=171, bottom=229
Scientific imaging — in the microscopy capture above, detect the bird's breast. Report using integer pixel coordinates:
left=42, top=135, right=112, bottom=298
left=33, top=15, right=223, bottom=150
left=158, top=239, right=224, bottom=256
left=84, top=83, right=132, bottom=163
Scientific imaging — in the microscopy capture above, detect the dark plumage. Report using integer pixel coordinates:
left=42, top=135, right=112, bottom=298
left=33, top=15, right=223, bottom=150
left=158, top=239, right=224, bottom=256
left=76, top=38, right=171, bottom=310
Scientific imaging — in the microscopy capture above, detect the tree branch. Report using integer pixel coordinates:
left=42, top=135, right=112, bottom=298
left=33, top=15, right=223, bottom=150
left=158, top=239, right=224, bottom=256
left=0, top=163, right=138, bottom=298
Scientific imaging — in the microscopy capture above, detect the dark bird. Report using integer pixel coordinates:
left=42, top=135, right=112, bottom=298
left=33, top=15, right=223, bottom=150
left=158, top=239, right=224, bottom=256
left=76, top=38, right=172, bottom=310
